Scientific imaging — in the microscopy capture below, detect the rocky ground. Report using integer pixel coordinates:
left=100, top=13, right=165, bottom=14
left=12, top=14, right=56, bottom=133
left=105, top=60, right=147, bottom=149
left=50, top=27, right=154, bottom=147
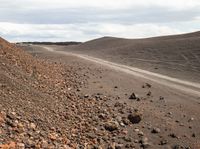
left=0, top=38, right=200, bottom=149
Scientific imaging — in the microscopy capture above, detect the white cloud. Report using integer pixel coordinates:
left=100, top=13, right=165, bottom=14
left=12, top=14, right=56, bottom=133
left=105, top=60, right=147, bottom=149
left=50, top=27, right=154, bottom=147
left=94, top=23, right=182, bottom=38
left=0, top=0, right=199, bottom=41
left=0, top=22, right=192, bottom=42
left=1, top=0, right=200, bottom=10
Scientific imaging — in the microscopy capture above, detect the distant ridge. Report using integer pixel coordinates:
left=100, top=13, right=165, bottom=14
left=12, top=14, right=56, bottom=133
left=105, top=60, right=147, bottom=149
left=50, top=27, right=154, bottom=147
left=73, top=31, right=200, bottom=51
left=17, top=41, right=82, bottom=46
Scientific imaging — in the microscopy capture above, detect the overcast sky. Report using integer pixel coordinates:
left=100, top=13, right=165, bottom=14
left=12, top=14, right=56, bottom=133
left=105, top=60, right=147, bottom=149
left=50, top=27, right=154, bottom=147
left=0, top=0, right=200, bottom=42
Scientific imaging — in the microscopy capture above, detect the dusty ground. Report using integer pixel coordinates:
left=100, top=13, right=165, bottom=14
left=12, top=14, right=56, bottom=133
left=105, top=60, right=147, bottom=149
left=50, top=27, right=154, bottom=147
left=59, top=31, right=200, bottom=83
left=26, top=45, right=200, bottom=148
left=1, top=36, right=200, bottom=149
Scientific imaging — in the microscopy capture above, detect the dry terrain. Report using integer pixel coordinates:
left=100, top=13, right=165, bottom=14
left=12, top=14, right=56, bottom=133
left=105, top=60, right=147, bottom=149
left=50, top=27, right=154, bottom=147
left=0, top=32, right=200, bottom=149
left=59, top=31, right=200, bottom=83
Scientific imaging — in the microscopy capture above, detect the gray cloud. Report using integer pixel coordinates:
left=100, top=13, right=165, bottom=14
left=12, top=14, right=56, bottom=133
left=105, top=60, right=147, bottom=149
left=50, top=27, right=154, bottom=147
left=0, top=6, right=199, bottom=24
left=0, top=0, right=200, bottom=41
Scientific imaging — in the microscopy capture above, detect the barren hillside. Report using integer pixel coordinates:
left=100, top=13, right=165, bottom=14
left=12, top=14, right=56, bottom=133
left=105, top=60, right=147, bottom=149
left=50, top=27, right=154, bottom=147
left=1, top=35, right=200, bottom=148
left=62, top=31, right=200, bottom=82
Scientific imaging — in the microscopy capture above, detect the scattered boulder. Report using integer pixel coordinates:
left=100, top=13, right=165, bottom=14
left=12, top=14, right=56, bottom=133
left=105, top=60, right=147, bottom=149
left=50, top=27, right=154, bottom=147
left=159, top=96, right=164, bottom=100
left=146, top=91, right=152, bottom=96
left=108, top=143, right=123, bottom=149
left=151, top=127, right=161, bottom=133
left=129, top=92, right=139, bottom=100
left=142, top=83, right=152, bottom=88
left=84, top=94, right=90, bottom=98
left=77, top=88, right=81, bottom=92
left=127, top=113, right=142, bottom=124
left=172, top=145, right=185, bottom=149
left=30, top=123, right=36, bottom=130
left=17, top=143, right=25, bottom=149
left=169, top=133, right=178, bottom=139
left=159, top=140, right=168, bottom=145
left=104, top=121, right=119, bottom=131
left=140, top=137, right=150, bottom=148
left=145, top=83, right=151, bottom=88
left=188, top=117, right=194, bottom=122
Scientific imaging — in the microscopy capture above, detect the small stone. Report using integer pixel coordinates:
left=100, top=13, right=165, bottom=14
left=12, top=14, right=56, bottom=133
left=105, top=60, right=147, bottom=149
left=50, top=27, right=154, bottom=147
left=192, top=133, right=196, bottom=137
left=134, top=128, right=140, bottom=132
left=108, top=142, right=116, bottom=149
left=169, top=133, right=178, bottom=138
left=122, top=118, right=129, bottom=125
left=128, top=113, right=142, bottom=124
left=41, top=140, right=49, bottom=148
left=120, top=122, right=125, bottom=127
left=159, top=140, right=168, bottom=145
left=98, top=113, right=106, bottom=119
left=168, top=112, right=172, bottom=115
left=115, top=144, right=123, bottom=149
left=159, top=96, right=164, bottom=100
left=140, top=137, right=150, bottom=148
left=147, top=91, right=152, bottom=96
left=129, top=92, right=138, bottom=100
left=84, top=94, right=89, bottom=98
left=134, top=139, right=139, bottom=143
left=138, top=131, right=144, bottom=136
left=173, top=145, right=184, bottom=149
left=152, top=127, right=161, bottom=133
left=17, top=143, right=25, bottom=149
left=122, top=130, right=128, bottom=135
left=104, top=121, right=119, bottom=131
left=188, top=117, right=194, bottom=122
left=77, top=88, right=81, bottom=92
left=49, top=133, right=58, bottom=140
left=30, top=123, right=36, bottom=130
left=145, top=83, right=152, bottom=88
left=123, top=136, right=132, bottom=142
left=140, top=137, right=148, bottom=143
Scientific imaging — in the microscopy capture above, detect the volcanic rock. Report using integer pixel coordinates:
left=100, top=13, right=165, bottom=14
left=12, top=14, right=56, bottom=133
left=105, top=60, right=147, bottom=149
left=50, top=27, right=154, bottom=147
left=127, top=113, right=142, bottom=124
left=104, top=121, right=119, bottom=131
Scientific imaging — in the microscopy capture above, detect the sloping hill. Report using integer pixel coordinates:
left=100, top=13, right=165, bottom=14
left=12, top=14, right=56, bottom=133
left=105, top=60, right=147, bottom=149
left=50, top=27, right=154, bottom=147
left=65, top=31, right=200, bottom=82
left=0, top=37, right=102, bottom=148
left=0, top=37, right=79, bottom=147
left=73, top=31, right=200, bottom=58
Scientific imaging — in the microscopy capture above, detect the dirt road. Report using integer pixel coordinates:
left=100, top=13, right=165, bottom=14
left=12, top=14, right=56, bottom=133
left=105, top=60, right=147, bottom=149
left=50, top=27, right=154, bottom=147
left=42, top=46, right=200, bottom=97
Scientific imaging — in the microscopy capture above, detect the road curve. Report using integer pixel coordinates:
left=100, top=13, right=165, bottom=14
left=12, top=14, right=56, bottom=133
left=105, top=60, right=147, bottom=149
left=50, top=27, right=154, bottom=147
left=42, top=46, right=200, bottom=97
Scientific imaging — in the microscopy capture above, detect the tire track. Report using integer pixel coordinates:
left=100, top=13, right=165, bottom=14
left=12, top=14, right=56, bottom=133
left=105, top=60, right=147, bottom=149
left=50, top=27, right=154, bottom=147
left=42, top=46, right=200, bottom=97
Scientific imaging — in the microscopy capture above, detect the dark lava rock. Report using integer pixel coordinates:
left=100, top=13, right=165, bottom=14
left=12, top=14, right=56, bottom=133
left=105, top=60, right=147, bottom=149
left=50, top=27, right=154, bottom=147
left=145, top=83, right=152, bottom=88
left=129, top=92, right=139, bottom=100
left=127, top=113, right=142, bottom=124
left=159, top=139, right=168, bottom=145
left=172, top=145, right=185, bottom=149
left=159, top=96, right=165, bottom=100
left=84, top=94, right=90, bottom=98
left=169, top=133, right=178, bottom=138
left=142, top=83, right=152, bottom=88
left=147, top=91, right=152, bottom=96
